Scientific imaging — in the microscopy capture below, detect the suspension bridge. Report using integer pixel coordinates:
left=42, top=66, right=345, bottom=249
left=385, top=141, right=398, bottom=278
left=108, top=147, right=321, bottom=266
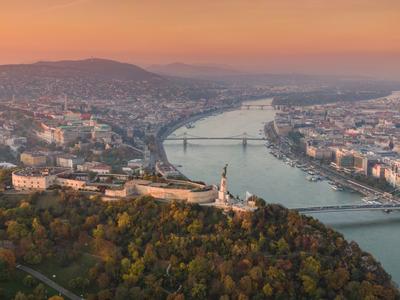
left=295, top=203, right=400, bottom=213
left=165, top=132, right=266, bottom=146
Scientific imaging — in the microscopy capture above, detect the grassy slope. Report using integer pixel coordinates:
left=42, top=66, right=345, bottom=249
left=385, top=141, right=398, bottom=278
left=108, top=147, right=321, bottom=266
left=34, top=253, right=100, bottom=296
left=1, top=191, right=100, bottom=298
left=0, top=269, right=58, bottom=299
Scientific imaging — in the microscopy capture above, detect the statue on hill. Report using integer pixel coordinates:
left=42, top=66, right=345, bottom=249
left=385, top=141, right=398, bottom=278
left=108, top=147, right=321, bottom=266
left=222, top=164, right=228, bottom=178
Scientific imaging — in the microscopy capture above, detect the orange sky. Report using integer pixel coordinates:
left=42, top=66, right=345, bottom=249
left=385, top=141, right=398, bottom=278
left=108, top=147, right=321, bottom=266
left=1, top=0, right=400, bottom=78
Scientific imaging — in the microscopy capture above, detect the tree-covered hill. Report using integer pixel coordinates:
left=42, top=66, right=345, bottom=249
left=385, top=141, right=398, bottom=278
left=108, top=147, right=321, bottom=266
left=272, top=90, right=391, bottom=107
left=0, top=191, right=398, bottom=299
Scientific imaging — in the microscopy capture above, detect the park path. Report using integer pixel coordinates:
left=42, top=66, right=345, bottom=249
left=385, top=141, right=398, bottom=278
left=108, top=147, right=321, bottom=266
left=16, top=264, right=83, bottom=300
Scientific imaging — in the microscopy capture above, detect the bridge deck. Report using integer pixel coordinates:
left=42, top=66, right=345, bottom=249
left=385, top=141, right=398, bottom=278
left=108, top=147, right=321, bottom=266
left=166, top=137, right=266, bottom=140
left=295, top=203, right=400, bottom=213
left=241, top=104, right=272, bottom=107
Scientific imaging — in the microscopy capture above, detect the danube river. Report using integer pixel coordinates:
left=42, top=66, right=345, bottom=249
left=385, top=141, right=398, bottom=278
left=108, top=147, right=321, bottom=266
left=164, top=98, right=400, bottom=284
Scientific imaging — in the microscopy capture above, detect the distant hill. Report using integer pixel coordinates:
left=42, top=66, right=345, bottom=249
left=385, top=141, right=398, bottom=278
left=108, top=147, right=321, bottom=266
left=147, top=62, right=245, bottom=79
left=1, top=58, right=162, bottom=82
left=0, top=58, right=166, bottom=100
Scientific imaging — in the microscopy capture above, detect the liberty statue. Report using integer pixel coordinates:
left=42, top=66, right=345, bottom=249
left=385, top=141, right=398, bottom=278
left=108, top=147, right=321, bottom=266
left=222, top=164, right=228, bottom=178
left=218, top=164, right=229, bottom=203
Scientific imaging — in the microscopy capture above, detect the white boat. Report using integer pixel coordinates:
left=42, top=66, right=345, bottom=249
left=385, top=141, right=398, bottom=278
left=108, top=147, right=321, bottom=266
left=362, top=196, right=380, bottom=203
left=331, top=184, right=343, bottom=191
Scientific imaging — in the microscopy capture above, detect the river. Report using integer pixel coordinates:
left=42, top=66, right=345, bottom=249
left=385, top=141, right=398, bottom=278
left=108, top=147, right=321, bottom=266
left=163, top=98, right=400, bottom=284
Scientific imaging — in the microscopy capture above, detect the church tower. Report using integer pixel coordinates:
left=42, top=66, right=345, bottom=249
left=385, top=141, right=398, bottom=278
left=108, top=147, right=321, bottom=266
left=64, top=95, right=68, bottom=111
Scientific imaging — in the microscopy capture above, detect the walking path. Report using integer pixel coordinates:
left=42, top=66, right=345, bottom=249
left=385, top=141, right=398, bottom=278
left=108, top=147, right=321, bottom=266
left=16, top=264, right=83, bottom=300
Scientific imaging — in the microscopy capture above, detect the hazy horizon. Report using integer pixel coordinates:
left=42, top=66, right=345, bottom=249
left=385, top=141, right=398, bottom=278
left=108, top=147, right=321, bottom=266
left=2, top=0, right=400, bottom=79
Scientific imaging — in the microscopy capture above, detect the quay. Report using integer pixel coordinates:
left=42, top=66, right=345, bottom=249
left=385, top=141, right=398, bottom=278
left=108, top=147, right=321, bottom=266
left=264, top=121, right=400, bottom=204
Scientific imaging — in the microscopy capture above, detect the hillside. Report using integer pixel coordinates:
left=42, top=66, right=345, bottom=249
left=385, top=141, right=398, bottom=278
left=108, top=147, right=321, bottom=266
left=147, top=62, right=245, bottom=79
left=0, top=58, right=165, bottom=100
left=0, top=190, right=397, bottom=299
left=33, top=58, right=162, bottom=81
left=1, top=58, right=162, bottom=81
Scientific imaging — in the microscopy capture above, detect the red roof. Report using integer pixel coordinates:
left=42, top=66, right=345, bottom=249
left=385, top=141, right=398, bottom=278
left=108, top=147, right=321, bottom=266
left=81, top=113, right=92, bottom=120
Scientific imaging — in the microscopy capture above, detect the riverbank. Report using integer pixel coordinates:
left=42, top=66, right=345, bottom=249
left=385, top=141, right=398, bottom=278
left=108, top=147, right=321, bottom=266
left=264, top=121, right=397, bottom=201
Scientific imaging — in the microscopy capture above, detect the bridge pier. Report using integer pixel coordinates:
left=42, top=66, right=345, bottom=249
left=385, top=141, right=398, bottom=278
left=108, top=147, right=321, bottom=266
left=242, top=132, right=248, bottom=146
left=183, top=132, right=187, bottom=147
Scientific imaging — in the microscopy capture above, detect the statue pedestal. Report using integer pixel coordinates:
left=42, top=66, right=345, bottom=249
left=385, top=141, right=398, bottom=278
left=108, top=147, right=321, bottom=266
left=218, top=176, right=228, bottom=203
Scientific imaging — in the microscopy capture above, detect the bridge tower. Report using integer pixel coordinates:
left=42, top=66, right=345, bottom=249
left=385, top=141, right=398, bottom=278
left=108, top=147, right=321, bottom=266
left=242, top=132, right=247, bottom=146
left=183, top=132, right=187, bottom=147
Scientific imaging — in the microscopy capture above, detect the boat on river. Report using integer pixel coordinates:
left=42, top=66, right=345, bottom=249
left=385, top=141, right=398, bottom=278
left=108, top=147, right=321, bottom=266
left=362, top=195, right=381, bottom=204
left=331, top=184, right=344, bottom=191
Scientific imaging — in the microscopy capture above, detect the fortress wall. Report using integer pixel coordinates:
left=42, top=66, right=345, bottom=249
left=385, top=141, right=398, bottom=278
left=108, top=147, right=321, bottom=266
left=187, top=189, right=217, bottom=203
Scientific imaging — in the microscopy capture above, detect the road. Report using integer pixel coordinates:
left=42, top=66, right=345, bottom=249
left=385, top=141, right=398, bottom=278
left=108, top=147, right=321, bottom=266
left=16, top=264, right=83, bottom=300
left=122, top=143, right=144, bottom=154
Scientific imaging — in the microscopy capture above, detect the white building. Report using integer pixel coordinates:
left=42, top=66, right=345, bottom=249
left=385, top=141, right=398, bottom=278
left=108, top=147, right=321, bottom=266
left=56, top=154, right=84, bottom=169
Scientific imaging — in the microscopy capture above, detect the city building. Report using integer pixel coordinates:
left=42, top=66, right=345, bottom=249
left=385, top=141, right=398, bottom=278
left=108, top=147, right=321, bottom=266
left=306, top=144, right=332, bottom=160
left=56, top=154, right=84, bottom=169
left=334, top=148, right=354, bottom=169
left=20, top=152, right=47, bottom=167
left=77, top=162, right=112, bottom=174
left=12, top=168, right=68, bottom=191
left=6, top=137, right=27, bottom=153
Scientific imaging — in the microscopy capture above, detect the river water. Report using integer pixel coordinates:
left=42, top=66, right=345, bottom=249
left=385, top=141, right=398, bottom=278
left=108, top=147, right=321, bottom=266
left=164, top=98, right=400, bottom=284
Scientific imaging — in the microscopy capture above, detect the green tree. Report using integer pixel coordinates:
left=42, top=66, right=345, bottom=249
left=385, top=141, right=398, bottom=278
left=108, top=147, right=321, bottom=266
left=14, top=292, right=28, bottom=300
left=33, top=283, right=47, bottom=299
left=263, top=283, right=273, bottom=296
left=6, top=221, right=29, bottom=241
left=326, top=267, right=350, bottom=291
left=223, top=275, right=236, bottom=295
left=301, top=275, right=317, bottom=296
left=191, top=283, right=207, bottom=299
left=22, top=275, right=37, bottom=287
left=117, top=212, right=131, bottom=230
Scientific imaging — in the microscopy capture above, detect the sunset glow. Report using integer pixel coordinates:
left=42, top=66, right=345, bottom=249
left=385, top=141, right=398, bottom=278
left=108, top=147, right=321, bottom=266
left=1, top=0, right=400, bottom=77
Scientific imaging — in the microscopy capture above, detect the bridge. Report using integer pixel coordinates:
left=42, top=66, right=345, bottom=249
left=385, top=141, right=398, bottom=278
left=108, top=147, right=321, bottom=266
left=241, top=104, right=274, bottom=110
left=295, top=203, right=400, bottom=213
left=165, top=132, right=266, bottom=146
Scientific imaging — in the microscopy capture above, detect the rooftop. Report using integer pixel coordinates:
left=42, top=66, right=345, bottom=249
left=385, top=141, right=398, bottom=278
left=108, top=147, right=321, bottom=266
left=13, top=167, right=69, bottom=177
